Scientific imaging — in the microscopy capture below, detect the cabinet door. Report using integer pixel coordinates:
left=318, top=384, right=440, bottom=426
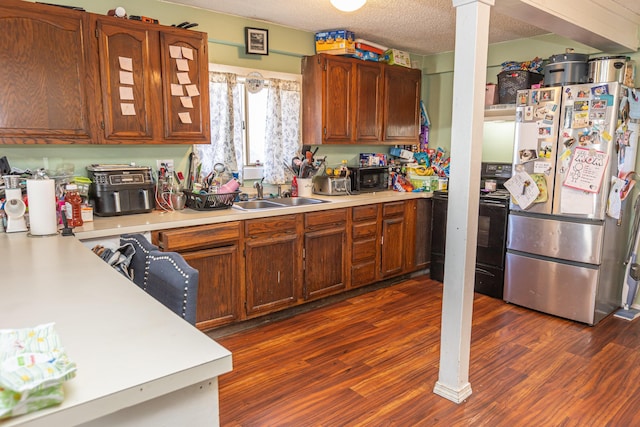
left=183, top=245, right=239, bottom=330
left=245, top=234, right=298, bottom=316
left=96, top=18, right=158, bottom=141
left=403, top=198, right=432, bottom=273
left=160, top=31, right=210, bottom=143
left=0, top=1, right=95, bottom=143
left=304, top=226, right=347, bottom=300
left=380, top=202, right=406, bottom=278
left=323, top=56, right=353, bottom=143
left=354, top=61, right=383, bottom=142
left=414, top=198, right=432, bottom=270
left=383, top=66, right=421, bottom=143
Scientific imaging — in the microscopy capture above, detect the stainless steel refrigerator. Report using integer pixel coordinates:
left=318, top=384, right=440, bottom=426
left=504, top=82, right=636, bottom=325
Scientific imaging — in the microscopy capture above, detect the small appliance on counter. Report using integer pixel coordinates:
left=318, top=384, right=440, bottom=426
left=347, top=166, right=389, bottom=193
left=87, top=164, right=154, bottom=216
left=312, top=175, right=351, bottom=196
left=3, top=175, right=27, bottom=233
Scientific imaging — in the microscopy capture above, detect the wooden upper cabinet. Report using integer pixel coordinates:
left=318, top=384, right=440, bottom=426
left=0, top=1, right=210, bottom=145
left=160, top=31, right=210, bottom=143
left=96, top=18, right=157, bottom=142
left=322, top=56, right=353, bottom=143
left=0, top=1, right=95, bottom=143
left=302, top=53, right=420, bottom=145
left=383, top=66, right=421, bottom=142
left=354, top=61, right=383, bottom=142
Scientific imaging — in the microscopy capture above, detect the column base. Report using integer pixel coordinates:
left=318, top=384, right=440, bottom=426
left=433, top=381, right=473, bottom=404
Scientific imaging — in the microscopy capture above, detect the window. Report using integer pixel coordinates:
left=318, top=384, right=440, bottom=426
left=194, top=64, right=301, bottom=184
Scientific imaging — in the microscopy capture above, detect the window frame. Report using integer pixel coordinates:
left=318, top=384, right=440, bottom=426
left=208, top=64, right=301, bottom=168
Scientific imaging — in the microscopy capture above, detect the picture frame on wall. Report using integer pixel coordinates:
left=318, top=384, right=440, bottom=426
left=245, top=27, right=269, bottom=55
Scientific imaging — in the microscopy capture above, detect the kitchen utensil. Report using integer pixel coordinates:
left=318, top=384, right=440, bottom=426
left=170, top=191, right=186, bottom=210
left=187, top=152, right=195, bottom=191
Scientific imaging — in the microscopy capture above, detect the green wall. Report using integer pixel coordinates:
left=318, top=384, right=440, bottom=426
left=4, top=1, right=640, bottom=176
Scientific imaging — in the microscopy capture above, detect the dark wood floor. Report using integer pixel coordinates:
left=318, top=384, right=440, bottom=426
left=215, top=275, right=640, bottom=426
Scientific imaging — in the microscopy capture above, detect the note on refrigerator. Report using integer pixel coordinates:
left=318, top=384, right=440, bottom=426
left=560, top=187, right=593, bottom=215
left=505, top=170, right=540, bottom=210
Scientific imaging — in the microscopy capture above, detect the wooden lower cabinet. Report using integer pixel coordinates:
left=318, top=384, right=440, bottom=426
left=303, top=209, right=348, bottom=300
left=153, top=199, right=431, bottom=331
left=351, top=204, right=380, bottom=288
left=244, top=215, right=301, bottom=317
left=380, top=201, right=406, bottom=278
left=154, top=222, right=242, bottom=331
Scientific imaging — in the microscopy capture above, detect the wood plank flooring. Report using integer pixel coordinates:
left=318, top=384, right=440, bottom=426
left=214, top=275, right=640, bottom=426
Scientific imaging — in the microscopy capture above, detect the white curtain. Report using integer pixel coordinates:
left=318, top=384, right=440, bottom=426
left=194, top=71, right=301, bottom=184
left=193, top=72, right=243, bottom=179
left=263, top=78, right=301, bottom=184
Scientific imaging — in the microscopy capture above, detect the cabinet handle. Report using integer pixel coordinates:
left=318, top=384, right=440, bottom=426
left=277, top=271, right=280, bottom=283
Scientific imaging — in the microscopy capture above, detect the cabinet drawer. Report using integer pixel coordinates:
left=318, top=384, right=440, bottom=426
left=352, top=221, right=377, bottom=239
left=157, top=222, right=241, bottom=251
left=352, top=204, right=378, bottom=221
left=305, top=208, right=347, bottom=229
left=382, top=201, right=405, bottom=217
left=245, top=214, right=298, bottom=238
left=352, top=238, right=377, bottom=262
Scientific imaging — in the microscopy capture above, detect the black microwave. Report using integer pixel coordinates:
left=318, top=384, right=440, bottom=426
left=348, top=166, right=389, bottom=193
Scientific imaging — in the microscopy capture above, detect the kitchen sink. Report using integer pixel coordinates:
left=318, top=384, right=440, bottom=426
left=270, top=197, right=329, bottom=206
left=233, top=197, right=329, bottom=210
left=234, top=200, right=285, bottom=210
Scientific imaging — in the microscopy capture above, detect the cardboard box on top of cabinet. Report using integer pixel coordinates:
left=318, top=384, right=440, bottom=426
left=315, top=30, right=355, bottom=53
left=353, top=48, right=379, bottom=62
left=382, top=49, right=411, bottom=68
left=485, top=83, right=499, bottom=106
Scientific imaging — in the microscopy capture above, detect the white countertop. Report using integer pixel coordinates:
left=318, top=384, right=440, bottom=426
left=75, top=191, right=431, bottom=240
left=0, top=233, right=232, bottom=426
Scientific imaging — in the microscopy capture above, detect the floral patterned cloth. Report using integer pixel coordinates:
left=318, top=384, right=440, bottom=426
left=193, top=72, right=301, bottom=184
left=263, top=78, right=301, bottom=184
left=193, top=72, right=244, bottom=180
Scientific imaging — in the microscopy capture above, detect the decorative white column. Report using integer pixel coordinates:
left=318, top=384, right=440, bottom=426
left=433, top=0, right=493, bottom=404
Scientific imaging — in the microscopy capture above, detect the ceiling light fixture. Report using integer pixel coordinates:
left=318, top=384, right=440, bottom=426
left=330, top=0, right=366, bottom=13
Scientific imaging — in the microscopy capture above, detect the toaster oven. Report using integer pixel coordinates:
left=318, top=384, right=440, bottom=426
left=347, top=166, right=389, bottom=193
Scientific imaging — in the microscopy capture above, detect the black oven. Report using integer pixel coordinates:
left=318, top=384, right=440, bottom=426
left=347, top=166, right=389, bottom=193
left=430, top=163, right=511, bottom=299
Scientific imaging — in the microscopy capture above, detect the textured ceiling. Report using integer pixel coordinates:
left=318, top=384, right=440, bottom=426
left=163, top=0, right=549, bottom=55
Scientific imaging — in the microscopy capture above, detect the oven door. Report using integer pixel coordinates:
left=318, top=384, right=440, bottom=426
left=476, top=199, right=509, bottom=268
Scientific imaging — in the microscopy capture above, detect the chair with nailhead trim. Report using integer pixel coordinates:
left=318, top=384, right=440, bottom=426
left=120, top=233, right=159, bottom=290
left=147, top=250, right=199, bottom=325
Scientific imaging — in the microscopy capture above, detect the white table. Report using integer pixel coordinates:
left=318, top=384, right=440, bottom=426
left=0, top=233, right=232, bottom=426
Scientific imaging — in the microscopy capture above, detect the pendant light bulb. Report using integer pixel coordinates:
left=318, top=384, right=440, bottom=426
left=330, top=0, right=366, bottom=13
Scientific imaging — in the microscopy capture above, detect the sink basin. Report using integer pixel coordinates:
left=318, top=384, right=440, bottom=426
left=233, top=197, right=330, bottom=210
left=234, top=200, right=285, bottom=210
left=270, top=197, right=329, bottom=206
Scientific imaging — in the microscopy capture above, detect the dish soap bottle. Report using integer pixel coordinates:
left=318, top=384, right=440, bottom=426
left=291, top=176, right=298, bottom=197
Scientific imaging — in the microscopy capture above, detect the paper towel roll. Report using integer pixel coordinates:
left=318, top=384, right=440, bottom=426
left=27, top=179, right=58, bottom=236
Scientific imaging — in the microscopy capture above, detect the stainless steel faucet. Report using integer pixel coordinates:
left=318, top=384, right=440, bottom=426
left=254, top=178, right=264, bottom=199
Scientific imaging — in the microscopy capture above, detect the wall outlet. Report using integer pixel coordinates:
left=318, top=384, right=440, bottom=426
left=156, top=159, right=174, bottom=172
